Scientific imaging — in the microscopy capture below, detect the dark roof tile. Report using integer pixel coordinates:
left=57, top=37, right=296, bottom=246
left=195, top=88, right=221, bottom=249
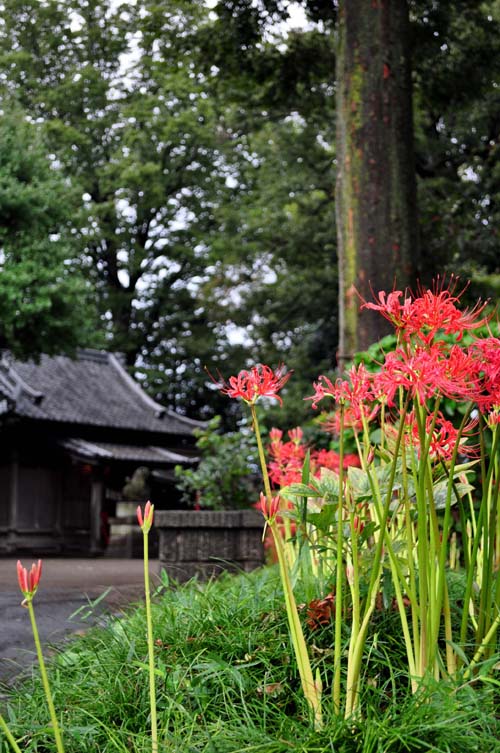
left=0, top=349, right=203, bottom=436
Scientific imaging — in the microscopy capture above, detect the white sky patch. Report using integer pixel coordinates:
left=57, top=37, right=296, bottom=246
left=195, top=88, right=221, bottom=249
left=280, top=3, right=308, bottom=31
left=205, top=0, right=308, bottom=33
left=460, top=165, right=480, bottom=183
left=226, top=323, right=250, bottom=345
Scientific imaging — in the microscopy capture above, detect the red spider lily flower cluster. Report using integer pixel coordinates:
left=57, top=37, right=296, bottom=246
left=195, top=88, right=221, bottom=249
left=267, top=427, right=360, bottom=488
left=360, top=277, right=489, bottom=344
left=468, top=336, right=500, bottom=421
left=137, top=500, right=154, bottom=533
left=393, top=410, right=479, bottom=462
left=307, top=364, right=380, bottom=431
left=212, top=363, right=292, bottom=406
left=309, top=282, right=498, bottom=425
left=267, top=428, right=306, bottom=486
left=258, top=492, right=281, bottom=521
left=361, top=289, right=412, bottom=329
left=17, top=559, right=43, bottom=598
left=372, top=343, right=482, bottom=407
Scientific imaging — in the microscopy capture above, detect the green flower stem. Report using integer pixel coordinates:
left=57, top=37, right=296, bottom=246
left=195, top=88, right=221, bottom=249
left=26, top=598, right=65, bottom=753
left=413, top=403, right=431, bottom=678
left=362, top=446, right=418, bottom=689
left=482, top=456, right=500, bottom=657
left=425, top=465, right=441, bottom=678
left=460, top=491, right=487, bottom=647
left=463, top=606, right=500, bottom=681
left=433, top=408, right=473, bottom=675
left=0, top=712, right=23, bottom=753
left=142, top=530, right=158, bottom=753
left=344, top=514, right=361, bottom=718
left=269, top=520, right=322, bottom=730
left=442, top=585, right=456, bottom=677
left=251, top=404, right=273, bottom=502
left=359, top=400, right=418, bottom=688
left=460, top=424, right=499, bottom=656
left=282, top=514, right=297, bottom=572
left=401, top=452, right=420, bottom=671
left=250, top=403, right=322, bottom=729
left=333, top=402, right=345, bottom=715
left=344, top=568, right=381, bottom=717
left=476, top=423, right=499, bottom=651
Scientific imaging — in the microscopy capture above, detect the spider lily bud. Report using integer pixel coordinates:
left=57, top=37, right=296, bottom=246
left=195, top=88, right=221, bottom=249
left=17, top=559, right=43, bottom=599
left=137, top=501, right=154, bottom=533
left=258, top=492, right=280, bottom=522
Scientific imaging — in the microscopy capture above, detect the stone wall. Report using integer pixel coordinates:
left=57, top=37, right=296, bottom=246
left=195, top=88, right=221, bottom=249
left=155, top=510, right=264, bottom=582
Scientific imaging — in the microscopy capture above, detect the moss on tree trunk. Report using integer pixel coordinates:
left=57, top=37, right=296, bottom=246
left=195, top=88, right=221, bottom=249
left=335, top=0, right=419, bottom=364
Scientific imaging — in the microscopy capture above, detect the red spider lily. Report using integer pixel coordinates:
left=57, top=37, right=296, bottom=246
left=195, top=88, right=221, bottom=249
left=288, top=427, right=304, bottom=445
left=434, top=344, right=482, bottom=401
left=266, top=428, right=360, bottom=488
left=308, top=365, right=380, bottom=434
left=258, top=492, right=281, bottom=521
left=361, top=279, right=489, bottom=345
left=471, top=336, right=500, bottom=384
left=306, top=374, right=337, bottom=409
left=404, top=280, right=489, bottom=344
left=306, top=365, right=375, bottom=416
left=403, top=410, right=478, bottom=461
left=212, top=364, right=292, bottom=406
left=137, top=500, right=154, bottom=532
left=378, top=343, right=483, bottom=406
left=324, top=403, right=380, bottom=434
left=17, top=559, right=43, bottom=597
left=485, top=408, right=500, bottom=427
left=468, top=336, right=500, bottom=414
left=269, top=427, right=283, bottom=444
left=313, top=448, right=361, bottom=472
left=335, top=364, right=374, bottom=405
left=267, top=427, right=306, bottom=487
left=375, top=347, right=442, bottom=406
left=360, top=289, right=412, bottom=329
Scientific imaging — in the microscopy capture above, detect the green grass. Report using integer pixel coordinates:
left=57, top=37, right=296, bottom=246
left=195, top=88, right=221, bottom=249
left=2, top=566, right=500, bottom=752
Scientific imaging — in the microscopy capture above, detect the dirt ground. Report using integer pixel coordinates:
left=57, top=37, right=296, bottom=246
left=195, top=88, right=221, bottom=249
left=0, top=558, right=161, bottom=691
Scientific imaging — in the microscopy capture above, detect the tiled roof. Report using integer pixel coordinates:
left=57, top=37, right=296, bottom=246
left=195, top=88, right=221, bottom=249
left=0, top=349, right=203, bottom=436
left=59, top=438, right=196, bottom=464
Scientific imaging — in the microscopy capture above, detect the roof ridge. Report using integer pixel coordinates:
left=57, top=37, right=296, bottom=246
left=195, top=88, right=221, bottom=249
left=164, top=407, right=208, bottom=427
left=1, top=355, right=45, bottom=404
left=75, top=348, right=114, bottom=363
left=108, top=353, right=168, bottom=418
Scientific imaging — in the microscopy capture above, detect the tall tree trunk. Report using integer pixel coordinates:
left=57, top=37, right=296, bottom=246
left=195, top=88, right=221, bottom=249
left=335, top=0, right=419, bottom=365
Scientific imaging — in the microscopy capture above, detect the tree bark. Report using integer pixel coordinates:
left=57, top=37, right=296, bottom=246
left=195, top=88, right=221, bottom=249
left=335, top=0, right=419, bottom=365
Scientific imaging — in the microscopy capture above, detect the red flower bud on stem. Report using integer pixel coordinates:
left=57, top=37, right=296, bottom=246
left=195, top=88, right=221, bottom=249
left=137, top=500, right=154, bottom=533
left=17, top=559, right=43, bottom=598
left=258, top=492, right=280, bottom=522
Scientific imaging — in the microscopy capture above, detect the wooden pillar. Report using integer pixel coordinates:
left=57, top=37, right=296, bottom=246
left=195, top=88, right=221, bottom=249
left=7, top=452, right=19, bottom=552
left=90, top=478, right=104, bottom=554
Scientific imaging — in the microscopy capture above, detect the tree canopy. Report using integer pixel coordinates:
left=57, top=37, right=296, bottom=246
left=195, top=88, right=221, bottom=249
left=0, top=0, right=498, bottom=420
left=0, top=109, right=98, bottom=358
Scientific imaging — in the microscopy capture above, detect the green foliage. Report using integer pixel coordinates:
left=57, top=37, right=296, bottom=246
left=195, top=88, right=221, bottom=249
left=174, top=415, right=260, bottom=509
left=0, top=109, right=100, bottom=358
left=0, top=0, right=498, bottom=417
left=0, top=0, right=236, bottom=411
left=3, top=567, right=500, bottom=752
left=411, top=0, right=500, bottom=292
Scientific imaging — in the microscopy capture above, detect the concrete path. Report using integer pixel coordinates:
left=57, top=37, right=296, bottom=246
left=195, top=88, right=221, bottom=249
left=0, top=558, right=161, bottom=689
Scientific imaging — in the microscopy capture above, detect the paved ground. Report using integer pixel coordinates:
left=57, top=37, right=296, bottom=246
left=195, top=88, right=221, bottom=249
left=0, top=558, right=161, bottom=690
